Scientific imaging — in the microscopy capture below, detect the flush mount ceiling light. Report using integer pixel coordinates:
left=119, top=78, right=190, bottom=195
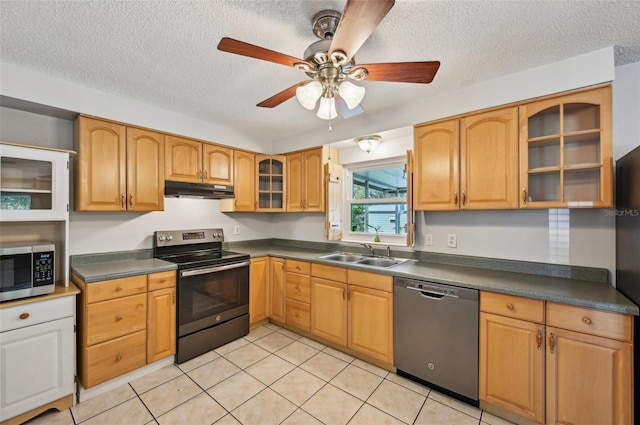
left=355, top=135, right=382, bottom=153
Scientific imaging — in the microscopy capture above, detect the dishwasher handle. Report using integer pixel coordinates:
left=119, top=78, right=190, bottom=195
left=406, top=285, right=457, bottom=299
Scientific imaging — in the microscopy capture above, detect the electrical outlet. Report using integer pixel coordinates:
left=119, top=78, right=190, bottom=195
left=447, top=234, right=457, bottom=248
left=425, top=233, right=433, bottom=246
left=234, top=225, right=240, bottom=235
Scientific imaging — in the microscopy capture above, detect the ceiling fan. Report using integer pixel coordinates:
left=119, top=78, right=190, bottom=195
left=217, top=0, right=440, bottom=120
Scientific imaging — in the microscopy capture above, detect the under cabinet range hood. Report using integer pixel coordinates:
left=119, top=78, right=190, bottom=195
left=164, top=181, right=234, bottom=199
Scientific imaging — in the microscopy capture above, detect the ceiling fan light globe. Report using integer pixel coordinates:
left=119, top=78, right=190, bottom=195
left=338, top=81, right=365, bottom=110
left=296, top=81, right=323, bottom=110
left=317, top=96, right=337, bottom=120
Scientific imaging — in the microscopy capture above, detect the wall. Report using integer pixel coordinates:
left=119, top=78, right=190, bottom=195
left=613, top=61, right=640, bottom=160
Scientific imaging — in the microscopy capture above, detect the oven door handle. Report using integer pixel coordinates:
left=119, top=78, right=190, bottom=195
left=180, top=260, right=250, bottom=277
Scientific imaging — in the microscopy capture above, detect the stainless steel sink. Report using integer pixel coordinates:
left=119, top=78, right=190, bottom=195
left=317, top=253, right=365, bottom=262
left=318, top=252, right=407, bottom=268
left=355, top=257, right=406, bottom=268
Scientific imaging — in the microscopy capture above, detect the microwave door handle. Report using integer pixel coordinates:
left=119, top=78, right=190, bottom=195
left=180, top=260, right=250, bottom=278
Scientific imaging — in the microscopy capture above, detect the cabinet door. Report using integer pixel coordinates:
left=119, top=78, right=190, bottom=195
left=126, top=127, right=165, bottom=211
left=0, top=317, right=74, bottom=420
left=233, top=150, right=255, bottom=211
left=286, top=152, right=304, bottom=211
left=75, top=116, right=127, bottom=211
left=164, top=136, right=202, bottom=183
left=147, top=287, right=176, bottom=363
left=546, top=326, right=632, bottom=425
left=203, top=144, right=233, bottom=186
left=269, top=257, right=286, bottom=323
left=519, top=87, right=612, bottom=208
left=461, top=107, right=518, bottom=209
left=249, top=257, right=269, bottom=325
left=311, top=277, right=347, bottom=346
left=303, top=148, right=325, bottom=212
left=479, top=313, right=544, bottom=423
left=347, top=285, right=393, bottom=363
left=256, top=155, right=286, bottom=212
left=414, top=119, right=460, bottom=210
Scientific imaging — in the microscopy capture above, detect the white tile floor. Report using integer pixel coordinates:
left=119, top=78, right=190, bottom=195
left=25, top=323, right=514, bottom=425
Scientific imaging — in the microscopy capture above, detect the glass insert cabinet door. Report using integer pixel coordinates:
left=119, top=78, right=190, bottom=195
left=256, top=155, right=286, bottom=212
left=518, top=86, right=613, bottom=208
left=0, top=143, right=71, bottom=221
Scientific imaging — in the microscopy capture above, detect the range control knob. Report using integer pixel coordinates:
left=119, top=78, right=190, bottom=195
left=166, top=235, right=173, bottom=241
left=158, top=236, right=166, bottom=242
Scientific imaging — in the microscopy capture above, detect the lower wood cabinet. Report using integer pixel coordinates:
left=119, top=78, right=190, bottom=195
left=311, top=264, right=393, bottom=364
left=249, top=257, right=269, bottom=325
left=479, top=291, right=633, bottom=425
left=284, top=260, right=311, bottom=332
left=269, top=257, right=286, bottom=323
left=73, top=270, right=176, bottom=389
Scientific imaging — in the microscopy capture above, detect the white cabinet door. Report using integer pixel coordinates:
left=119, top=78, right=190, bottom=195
left=0, top=317, right=74, bottom=421
left=0, top=144, right=70, bottom=221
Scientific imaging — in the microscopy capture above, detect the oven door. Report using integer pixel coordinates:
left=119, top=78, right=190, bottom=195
left=178, top=260, right=249, bottom=337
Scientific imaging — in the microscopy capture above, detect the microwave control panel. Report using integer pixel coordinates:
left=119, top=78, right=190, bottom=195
left=33, top=251, right=54, bottom=286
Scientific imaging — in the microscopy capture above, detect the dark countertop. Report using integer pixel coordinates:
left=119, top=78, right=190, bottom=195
left=71, top=258, right=177, bottom=283
left=233, top=245, right=639, bottom=316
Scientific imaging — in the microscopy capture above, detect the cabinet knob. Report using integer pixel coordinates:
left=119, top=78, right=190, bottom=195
left=115, top=354, right=123, bottom=362
left=582, top=316, right=592, bottom=325
left=506, top=303, right=514, bottom=310
left=19, top=312, right=30, bottom=320
left=203, top=170, right=208, bottom=180
left=294, top=312, right=299, bottom=318
left=295, top=284, right=299, bottom=290
left=116, top=286, right=123, bottom=292
left=115, top=315, right=123, bottom=322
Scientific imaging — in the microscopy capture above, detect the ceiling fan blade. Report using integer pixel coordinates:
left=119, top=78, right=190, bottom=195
left=217, top=37, right=312, bottom=68
left=355, top=61, right=441, bottom=84
left=329, top=0, right=395, bottom=61
left=335, top=94, right=365, bottom=120
left=257, top=81, right=313, bottom=108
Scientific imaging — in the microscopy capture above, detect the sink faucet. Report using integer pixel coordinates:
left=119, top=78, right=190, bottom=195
left=386, top=246, right=392, bottom=258
left=361, top=243, right=375, bottom=256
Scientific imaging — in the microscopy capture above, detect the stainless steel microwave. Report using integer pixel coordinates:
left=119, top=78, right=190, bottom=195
left=0, top=241, right=55, bottom=302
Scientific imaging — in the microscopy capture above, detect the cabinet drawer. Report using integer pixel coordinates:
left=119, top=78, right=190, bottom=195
left=85, top=275, right=147, bottom=304
left=347, top=270, right=392, bottom=292
left=286, top=259, right=310, bottom=274
left=0, top=296, right=73, bottom=332
left=546, top=302, right=632, bottom=342
left=85, top=294, right=147, bottom=345
left=480, top=292, right=544, bottom=323
left=312, top=263, right=347, bottom=282
left=286, top=299, right=310, bottom=332
left=148, top=270, right=176, bottom=291
left=82, top=330, right=147, bottom=388
left=286, top=273, right=311, bottom=303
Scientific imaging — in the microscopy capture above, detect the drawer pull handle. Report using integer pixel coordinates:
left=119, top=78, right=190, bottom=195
left=536, top=330, right=542, bottom=350
left=115, top=315, right=123, bottom=322
left=522, top=187, right=528, bottom=205
left=295, top=285, right=299, bottom=290
left=582, top=316, right=592, bottom=325
left=296, top=266, right=300, bottom=270
left=19, top=313, right=30, bottom=320
left=294, top=312, right=299, bottom=318
left=342, top=289, right=345, bottom=300
left=115, top=354, right=122, bottom=362
left=454, top=192, right=458, bottom=207
left=116, top=286, right=123, bottom=292
left=549, top=332, right=555, bottom=354
left=506, top=303, right=514, bottom=310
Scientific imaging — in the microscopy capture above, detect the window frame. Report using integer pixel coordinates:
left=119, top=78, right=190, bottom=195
left=342, top=156, right=409, bottom=246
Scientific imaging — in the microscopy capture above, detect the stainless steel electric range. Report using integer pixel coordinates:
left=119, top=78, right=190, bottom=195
left=153, top=228, right=250, bottom=364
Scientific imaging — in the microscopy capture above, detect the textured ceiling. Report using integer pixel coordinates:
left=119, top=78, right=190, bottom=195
left=1, top=0, right=639, bottom=147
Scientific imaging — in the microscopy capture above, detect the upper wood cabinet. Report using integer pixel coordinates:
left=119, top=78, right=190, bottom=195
left=256, top=155, right=286, bottom=212
left=519, top=86, right=612, bottom=208
left=75, top=116, right=164, bottom=211
left=287, top=147, right=325, bottom=212
left=165, top=136, right=233, bottom=186
left=414, top=107, right=518, bottom=211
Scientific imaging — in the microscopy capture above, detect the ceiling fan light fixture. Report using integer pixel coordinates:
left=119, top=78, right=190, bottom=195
left=317, top=96, right=337, bottom=120
left=338, top=81, right=365, bottom=110
left=355, top=135, right=382, bottom=153
left=296, top=81, right=323, bottom=110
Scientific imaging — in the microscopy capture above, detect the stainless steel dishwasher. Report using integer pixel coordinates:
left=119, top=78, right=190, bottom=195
left=394, top=276, right=479, bottom=403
